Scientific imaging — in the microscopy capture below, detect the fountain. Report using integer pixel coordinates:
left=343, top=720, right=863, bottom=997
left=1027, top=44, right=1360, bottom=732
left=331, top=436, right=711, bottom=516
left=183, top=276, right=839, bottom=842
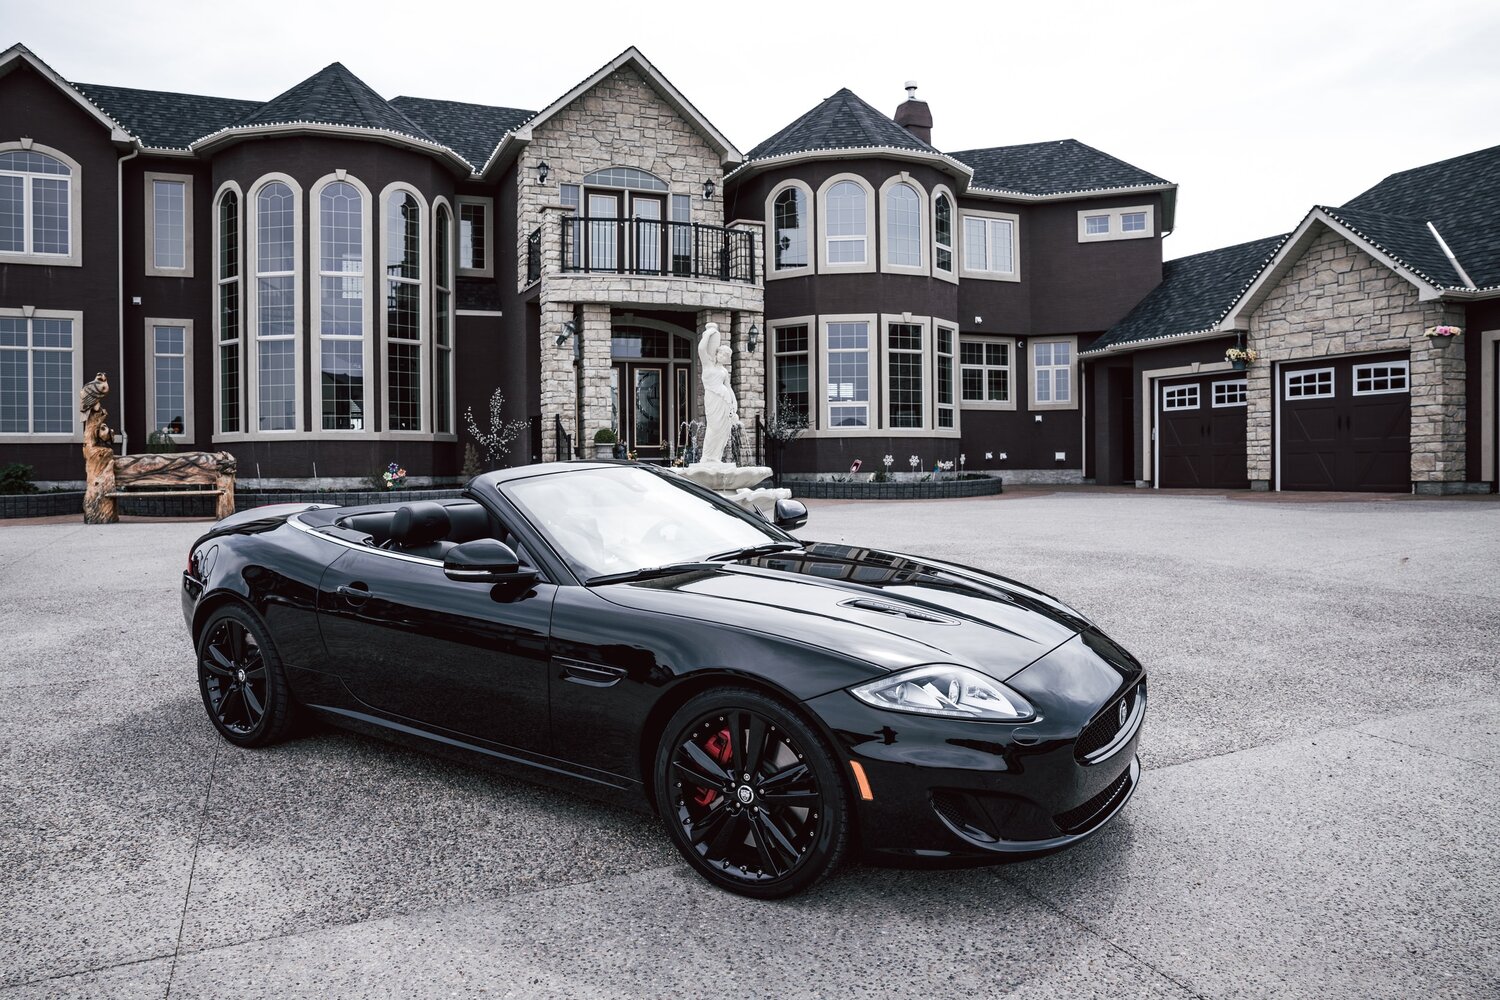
left=670, top=323, right=791, bottom=518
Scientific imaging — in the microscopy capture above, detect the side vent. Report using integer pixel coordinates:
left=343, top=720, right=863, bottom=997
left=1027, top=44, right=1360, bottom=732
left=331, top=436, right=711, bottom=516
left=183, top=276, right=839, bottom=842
left=839, top=598, right=957, bottom=625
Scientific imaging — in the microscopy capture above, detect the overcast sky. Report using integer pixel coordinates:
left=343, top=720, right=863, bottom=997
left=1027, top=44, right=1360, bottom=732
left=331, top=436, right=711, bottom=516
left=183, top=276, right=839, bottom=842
left=6, top=0, right=1499, bottom=259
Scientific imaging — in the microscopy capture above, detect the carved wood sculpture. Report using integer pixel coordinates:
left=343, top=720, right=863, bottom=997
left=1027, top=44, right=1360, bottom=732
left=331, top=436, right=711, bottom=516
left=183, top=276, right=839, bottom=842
left=81, top=372, right=117, bottom=524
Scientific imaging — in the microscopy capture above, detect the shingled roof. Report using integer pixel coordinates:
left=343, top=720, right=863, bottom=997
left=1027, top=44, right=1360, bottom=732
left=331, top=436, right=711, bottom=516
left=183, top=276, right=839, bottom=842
left=1338, top=143, right=1500, bottom=289
left=389, top=96, right=535, bottom=169
left=74, top=83, right=260, bottom=150
left=231, top=62, right=435, bottom=142
left=951, top=140, right=1169, bottom=196
left=747, top=88, right=938, bottom=161
left=1085, top=235, right=1288, bottom=355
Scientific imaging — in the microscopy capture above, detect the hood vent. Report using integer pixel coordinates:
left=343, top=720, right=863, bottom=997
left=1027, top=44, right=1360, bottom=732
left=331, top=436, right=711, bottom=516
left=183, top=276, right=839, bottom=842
left=840, top=598, right=957, bottom=625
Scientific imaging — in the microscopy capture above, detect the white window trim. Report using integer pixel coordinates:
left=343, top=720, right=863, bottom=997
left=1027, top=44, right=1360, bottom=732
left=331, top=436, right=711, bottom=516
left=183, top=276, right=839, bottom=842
left=878, top=173, right=929, bottom=277
left=815, top=173, right=875, bottom=274
left=455, top=195, right=493, bottom=278
left=766, top=179, right=815, bottom=280
left=934, top=323, right=959, bottom=432
left=1030, top=336, right=1079, bottom=411
left=959, top=334, right=1017, bottom=411
left=959, top=208, right=1020, bottom=282
left=815, top=312, right=877, bottom=435
left=1076, top=204, right=1155, bottom=243
left=1284, top=367, right=1335, bottom=400
left=143, top=317, right=195, bottom=444
left=881, top=314, right=931, bottom=432
left=309, top=173, right=374, bottom=438
left=381, top=182, right=431, bottom=436
left=243, top=172, right=304, bottom=438
left=0, top=141, right=82, bottom=267
left=432, top=196, right=456, bottom=439
left=1212, top=378, right=1248, bottom=408
left=0, top=307, right=84, bottom=443
left=1161, top=383, right=1200, bottom=411
left=1352, top=360, right=1410, bottom=396
left=144, top=171, right=193, bottom=277
left=768, top=314, right=816, bottom=426
left=931, top=184, right=958, bottom=284
left=212, top=181, right=243, bottom=439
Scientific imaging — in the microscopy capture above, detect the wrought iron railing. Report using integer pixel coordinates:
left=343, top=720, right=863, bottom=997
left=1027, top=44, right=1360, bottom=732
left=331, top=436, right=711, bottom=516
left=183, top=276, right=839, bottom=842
left=525, top=227, right=542, bottom=285
left=560, top=217, right=756, bottom=283
left=554, top=414, right=572, bottom=463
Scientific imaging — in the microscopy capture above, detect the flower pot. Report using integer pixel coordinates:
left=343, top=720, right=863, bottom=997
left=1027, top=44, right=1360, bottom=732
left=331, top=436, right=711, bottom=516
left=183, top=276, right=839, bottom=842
left=594, top=443, right=615, bottom=460
left=1231, top=359, right=1247, bottom=370
left=1426, top=335, right=1454, bottom=347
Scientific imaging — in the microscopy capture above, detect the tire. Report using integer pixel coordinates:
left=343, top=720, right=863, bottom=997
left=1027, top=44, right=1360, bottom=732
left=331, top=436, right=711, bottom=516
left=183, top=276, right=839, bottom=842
left=196, top=604, right=298, bottom=748
left=653, top=687, right=851, bottom=898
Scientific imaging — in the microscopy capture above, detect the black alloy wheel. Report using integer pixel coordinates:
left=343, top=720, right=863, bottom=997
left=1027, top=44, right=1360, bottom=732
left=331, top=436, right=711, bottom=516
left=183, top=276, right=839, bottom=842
left=655, top=688, right=850, bottom=898
left=196, top=605, right=296, bottom=748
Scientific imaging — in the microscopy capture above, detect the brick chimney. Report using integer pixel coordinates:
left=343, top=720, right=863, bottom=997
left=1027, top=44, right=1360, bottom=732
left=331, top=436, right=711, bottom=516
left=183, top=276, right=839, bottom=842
left=893, top=81, right=932, bottom=145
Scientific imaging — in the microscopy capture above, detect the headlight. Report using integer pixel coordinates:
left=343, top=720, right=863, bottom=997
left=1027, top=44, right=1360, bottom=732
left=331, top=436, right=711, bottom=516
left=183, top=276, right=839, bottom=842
left=849, top=665, right=1035, bottom=722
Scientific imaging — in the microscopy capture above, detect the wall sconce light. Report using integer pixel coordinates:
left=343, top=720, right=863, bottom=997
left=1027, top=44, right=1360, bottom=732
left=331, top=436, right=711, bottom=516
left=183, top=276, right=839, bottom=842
left=537, top=161, right=551, bottom=184
left=702, top=178, right=716, bottom=200
left=746, top=323, right=760, bottom=353
left=554, top=319, right=576, bottom=347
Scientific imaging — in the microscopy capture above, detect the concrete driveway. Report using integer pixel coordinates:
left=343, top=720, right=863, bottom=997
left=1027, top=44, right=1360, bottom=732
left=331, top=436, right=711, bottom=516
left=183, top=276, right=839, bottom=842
left=1, top=491, right=1497, bottom=999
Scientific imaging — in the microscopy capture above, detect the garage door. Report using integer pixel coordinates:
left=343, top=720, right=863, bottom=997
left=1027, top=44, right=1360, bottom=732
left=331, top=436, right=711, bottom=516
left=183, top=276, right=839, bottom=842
left=1156, top=374, right=1249, bottom=488
left=1279, top=353, right=1409, bottom=492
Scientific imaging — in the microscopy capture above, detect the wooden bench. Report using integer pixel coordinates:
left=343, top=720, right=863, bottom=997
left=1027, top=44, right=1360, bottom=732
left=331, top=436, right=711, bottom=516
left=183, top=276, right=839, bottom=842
left=96, top=451, right=238, bottom=521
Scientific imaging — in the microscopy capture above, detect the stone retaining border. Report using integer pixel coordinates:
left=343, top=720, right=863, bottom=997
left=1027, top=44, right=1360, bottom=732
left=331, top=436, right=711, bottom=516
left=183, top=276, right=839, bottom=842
left=790, top=478, right=1003, bottom=501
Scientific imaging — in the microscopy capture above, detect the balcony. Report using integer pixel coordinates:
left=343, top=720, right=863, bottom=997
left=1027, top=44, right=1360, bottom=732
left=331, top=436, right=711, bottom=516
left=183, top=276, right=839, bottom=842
left=558, top=217, right=757, bottom=284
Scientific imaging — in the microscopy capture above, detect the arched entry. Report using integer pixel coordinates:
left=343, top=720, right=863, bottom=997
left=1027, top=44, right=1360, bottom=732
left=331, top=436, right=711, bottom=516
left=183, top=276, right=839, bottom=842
left=610, top=321, right=695, bottom=462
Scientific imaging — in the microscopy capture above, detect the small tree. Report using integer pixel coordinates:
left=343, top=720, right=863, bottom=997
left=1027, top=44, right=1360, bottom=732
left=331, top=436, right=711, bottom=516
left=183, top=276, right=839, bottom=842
left=764, top=395, right=809, bottom=485
left=463, top=387, right=530, bottom=468
left=460, top=443, right=484, bottom=481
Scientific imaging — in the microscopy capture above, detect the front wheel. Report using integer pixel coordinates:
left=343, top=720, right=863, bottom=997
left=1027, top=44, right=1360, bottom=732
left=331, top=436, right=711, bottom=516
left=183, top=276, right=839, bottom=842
left=654, top=688, right=851, bottom=898
left=196, top=604, right=297, bottom=748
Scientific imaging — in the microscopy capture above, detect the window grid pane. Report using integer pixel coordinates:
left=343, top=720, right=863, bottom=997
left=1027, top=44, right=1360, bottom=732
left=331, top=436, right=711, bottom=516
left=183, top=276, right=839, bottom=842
left=31, top=177, right=69, bottom=254
left=887, top=323, right=923, bottom=428
left=459, top=202, right=485, bottom=270
left=935, top=195, right=953, bottom=272
left=773, top=324, right=810, bottom=421
left=826, top=321, right=868, bottom=427
left=773, top=188, right=808, bottom=269
left=886, top=184, right=921, bottom=267
left=153, top=180, right=186, bottom=269
left=0, top=175, right=25, bottom=252
left=960, top=338, right=1011, bottom=404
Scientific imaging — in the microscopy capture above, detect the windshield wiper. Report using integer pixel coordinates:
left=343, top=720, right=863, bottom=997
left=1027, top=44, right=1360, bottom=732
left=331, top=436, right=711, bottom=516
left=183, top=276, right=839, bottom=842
left=706, top=542, right=803, bottom=561
left=584, top=562, right=716, bottom=586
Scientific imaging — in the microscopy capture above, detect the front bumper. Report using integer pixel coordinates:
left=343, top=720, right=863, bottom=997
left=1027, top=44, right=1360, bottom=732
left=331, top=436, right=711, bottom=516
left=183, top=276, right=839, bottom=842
left=802, top=674, right=1145, bottom=861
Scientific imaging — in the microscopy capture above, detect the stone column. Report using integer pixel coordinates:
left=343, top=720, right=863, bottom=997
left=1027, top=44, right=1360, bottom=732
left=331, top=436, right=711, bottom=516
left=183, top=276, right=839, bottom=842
left=579, top=303, right=614, bottom=452
left=539, top=298, right=578, bottom=460
left=1411, top=304, right=1468, bottom=490
left=731, top=311, right=767, bottom=464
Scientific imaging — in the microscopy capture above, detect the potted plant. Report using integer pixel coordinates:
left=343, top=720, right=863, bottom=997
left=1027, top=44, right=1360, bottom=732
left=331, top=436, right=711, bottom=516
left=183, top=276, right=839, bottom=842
left=1424, top=325, right=1462, bottom=346
left=593, top=427, right=618, bottom=460
left=1225, top=347, right=1257, bottom=371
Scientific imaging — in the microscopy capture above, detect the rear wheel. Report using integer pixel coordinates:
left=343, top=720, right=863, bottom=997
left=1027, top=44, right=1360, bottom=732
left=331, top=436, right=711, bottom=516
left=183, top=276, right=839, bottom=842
left=196, top=604, right=297, bottom=748
left=654, top=688, right=850, bottom=898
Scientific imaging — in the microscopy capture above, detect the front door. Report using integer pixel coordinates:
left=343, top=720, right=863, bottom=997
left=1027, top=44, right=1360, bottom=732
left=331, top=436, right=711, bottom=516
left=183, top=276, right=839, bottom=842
left=631, top=195, right=665, bottom=274
left=1156, top=374, right=1249, bottom=488
left=1280, top=352, right=1410, bottom=492
left=611, top=363, right=667, bottom=461
left=317, top=547, right=556, bottom=752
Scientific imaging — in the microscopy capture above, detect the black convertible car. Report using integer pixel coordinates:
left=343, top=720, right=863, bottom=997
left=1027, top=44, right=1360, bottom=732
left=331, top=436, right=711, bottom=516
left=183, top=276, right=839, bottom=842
left=182, top=462, right=1146, bottom=897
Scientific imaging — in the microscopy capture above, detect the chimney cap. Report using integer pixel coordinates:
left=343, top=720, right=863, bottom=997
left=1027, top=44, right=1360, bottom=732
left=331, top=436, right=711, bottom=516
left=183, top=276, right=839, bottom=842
left=904, top=81, right=919, bottom=98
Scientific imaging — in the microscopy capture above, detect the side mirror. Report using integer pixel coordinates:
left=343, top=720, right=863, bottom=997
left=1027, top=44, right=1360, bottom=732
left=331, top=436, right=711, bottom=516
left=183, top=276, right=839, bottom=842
left=444, top=539, right=538, bottom=587
left=773, top=497, right=808, bottom=530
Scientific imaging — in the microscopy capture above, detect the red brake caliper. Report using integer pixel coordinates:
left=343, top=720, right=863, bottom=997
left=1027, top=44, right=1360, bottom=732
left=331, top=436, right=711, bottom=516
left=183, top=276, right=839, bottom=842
left=693, top=728, right=733, bottom=806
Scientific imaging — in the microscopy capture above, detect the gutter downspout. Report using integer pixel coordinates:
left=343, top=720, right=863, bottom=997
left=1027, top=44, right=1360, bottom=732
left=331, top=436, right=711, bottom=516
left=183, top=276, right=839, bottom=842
left=117, top=143, right=140, bottom=455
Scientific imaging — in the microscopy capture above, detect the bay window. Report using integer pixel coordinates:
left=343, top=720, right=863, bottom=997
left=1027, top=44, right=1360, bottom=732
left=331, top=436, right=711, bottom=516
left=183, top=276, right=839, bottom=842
left=385, top=189, right=425, bottom=431
left=818, top=176, right=873, bottom=270
left=769, top=182, right=810, bottom=275
left=772, top=321, right=811, bottom=423
left=252, top=178, right=300, bottom=432
left=823, top=318, right=871, bottom=428
left=934, top=192, right=954, bottom=277
left=885, top=321, right=925, bottom=428
left=434, top=202, right=454, bottom=435
left=215, top=187, right=242, bottom=434
left=315, top=178, right=369, bottom=431
left=882, top=179, right=923, bottom=272
left=935, top=325, right=955, bottom=429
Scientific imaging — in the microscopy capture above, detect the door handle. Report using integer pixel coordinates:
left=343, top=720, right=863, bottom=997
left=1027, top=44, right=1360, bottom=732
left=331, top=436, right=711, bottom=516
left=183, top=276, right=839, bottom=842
left=558, top=659, right=626, bottom=688
left=337, top=583, right=371, bottom=604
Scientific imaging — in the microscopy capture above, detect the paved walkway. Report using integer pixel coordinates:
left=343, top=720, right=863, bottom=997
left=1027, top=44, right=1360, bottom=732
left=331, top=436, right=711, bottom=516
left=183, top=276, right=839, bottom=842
left=1, top=492, right=1496, bottom=998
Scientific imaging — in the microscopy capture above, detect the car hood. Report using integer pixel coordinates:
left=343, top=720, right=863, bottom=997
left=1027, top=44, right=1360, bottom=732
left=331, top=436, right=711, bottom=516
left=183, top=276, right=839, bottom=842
left=592, top=542, right=1093, bottom=679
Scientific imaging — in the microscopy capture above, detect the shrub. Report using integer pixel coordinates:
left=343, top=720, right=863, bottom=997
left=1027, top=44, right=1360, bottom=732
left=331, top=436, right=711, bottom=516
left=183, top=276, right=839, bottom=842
left=593, top=427, right=617, bottom=444
left=0, top=463, right=38, bottom=495
left=145, top=429, right=178, bottom=454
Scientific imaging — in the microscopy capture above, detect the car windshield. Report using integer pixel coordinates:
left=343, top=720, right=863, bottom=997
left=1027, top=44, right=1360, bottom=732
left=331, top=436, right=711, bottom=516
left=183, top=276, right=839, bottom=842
left=505, top=466, right=787, bottom=581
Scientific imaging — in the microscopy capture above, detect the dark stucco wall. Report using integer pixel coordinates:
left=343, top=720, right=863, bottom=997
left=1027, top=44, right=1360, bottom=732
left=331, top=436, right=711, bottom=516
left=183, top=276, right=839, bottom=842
left=1463, top=298, right=1499, bottom=488
left=0, top=61, right=124, bottom=480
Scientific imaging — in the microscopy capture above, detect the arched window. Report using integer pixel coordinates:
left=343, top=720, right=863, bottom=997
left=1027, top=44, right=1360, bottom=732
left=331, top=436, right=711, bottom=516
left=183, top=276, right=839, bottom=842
left=433, top=203, right=453, bottom=435
left=825, top=180, right=867, bottom=264
left=0, top=146, right=77, bottom=263
left=772, top=185, right=808, bottom=271
left=934, top=193, right=954, bottom=274
left=384, top=190, right=424, bottom=431
left=316, top=180, right=367, bottom=430
left=885, top=182, right=921, bottom=268
left=215, top=187, right=242, bottom=433
left=581, top=166, right=668, bottom=191
left=254, top=180, right=298, bottom=431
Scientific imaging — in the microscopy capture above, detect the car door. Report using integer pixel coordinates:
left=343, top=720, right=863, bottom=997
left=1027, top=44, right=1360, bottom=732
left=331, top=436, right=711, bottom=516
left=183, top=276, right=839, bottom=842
left=316, top=544, right=555, bottom=754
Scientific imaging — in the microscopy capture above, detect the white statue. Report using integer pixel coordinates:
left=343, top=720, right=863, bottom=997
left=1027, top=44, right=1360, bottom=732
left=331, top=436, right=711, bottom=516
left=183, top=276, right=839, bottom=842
left=698, top=322, right=737, bottom=464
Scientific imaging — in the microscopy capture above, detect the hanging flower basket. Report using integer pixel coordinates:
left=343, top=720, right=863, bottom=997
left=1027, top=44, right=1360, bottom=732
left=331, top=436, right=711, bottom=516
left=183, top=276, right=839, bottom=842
left=1225, top=347, right=1257, bottom=369
left=1424, top=325, right=1462, bottom=345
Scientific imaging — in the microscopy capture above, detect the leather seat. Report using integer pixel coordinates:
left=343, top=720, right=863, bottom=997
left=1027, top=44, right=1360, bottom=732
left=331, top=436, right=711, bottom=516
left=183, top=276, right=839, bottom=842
left=389, top=501, right=455, bottom=560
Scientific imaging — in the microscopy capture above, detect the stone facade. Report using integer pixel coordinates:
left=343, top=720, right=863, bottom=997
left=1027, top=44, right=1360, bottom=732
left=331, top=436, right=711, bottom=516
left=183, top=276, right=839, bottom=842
left=1245, top=227, right=1467, bottom=488
left=521, top=64, right=765, bottom=462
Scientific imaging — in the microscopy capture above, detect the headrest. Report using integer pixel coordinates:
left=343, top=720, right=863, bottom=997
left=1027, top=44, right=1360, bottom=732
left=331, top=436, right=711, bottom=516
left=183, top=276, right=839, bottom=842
left=342, top=510, right=397, bottom=544
left=444, top=502, right=492, bottom=543
left=390, top=502, right=451, bottom=547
